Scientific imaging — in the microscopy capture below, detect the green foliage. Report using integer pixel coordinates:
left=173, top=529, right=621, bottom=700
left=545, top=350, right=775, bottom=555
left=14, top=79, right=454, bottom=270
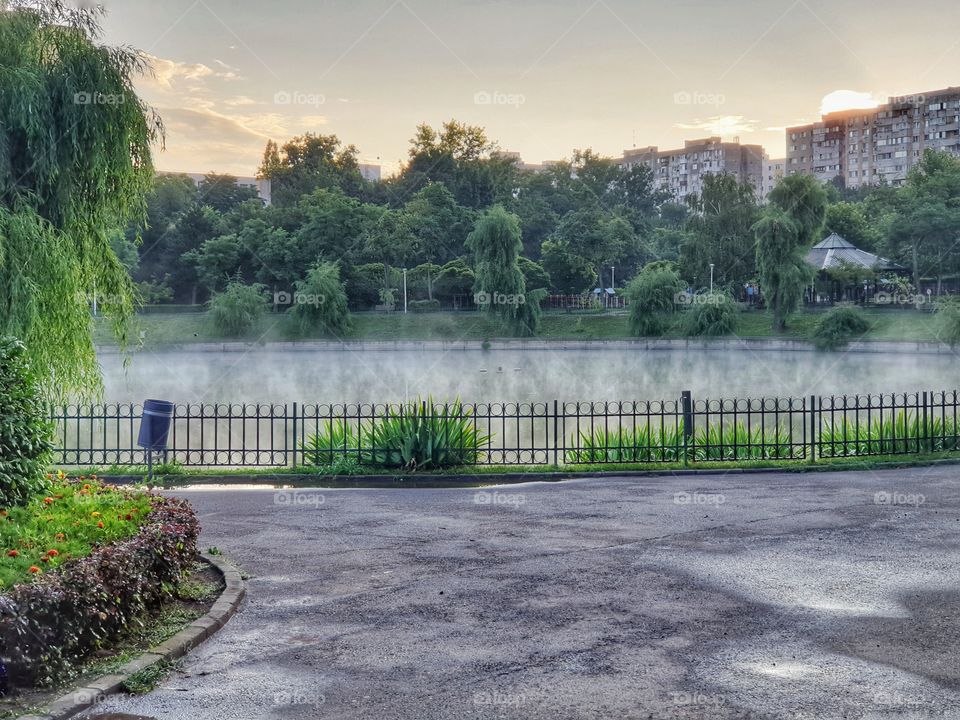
left=467, top=206, right=543, bottom=336
left=683, top=292, right=737, bottom=337
left=302, top=399, right=490, bottom=469
left=810, top=304, right=870, bottom=350
left=518, top=257, right=551, bottom=292
left=754, top=207, right=816, bottom=332
left=0, top=1, right=159, bottom=398
left=540, top=239, right=597, bottom=294
left=935, top=297, right=960, bottom=347
left=289, top=261, right=351, bottom=335
left=819, top=411, right=959, bottom=457
left=209, top=282, right=268, bottom=337
left=567, top=421, right=799, bottom=463
left=0, top=481, right=198, bottom=688
left=0, top=337, right=53, bottom=507
left=625, top=264, right=684, bottom=336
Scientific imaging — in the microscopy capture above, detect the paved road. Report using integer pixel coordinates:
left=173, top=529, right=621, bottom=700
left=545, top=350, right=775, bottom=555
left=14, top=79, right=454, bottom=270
left=82, top=467, right=960, bottom=719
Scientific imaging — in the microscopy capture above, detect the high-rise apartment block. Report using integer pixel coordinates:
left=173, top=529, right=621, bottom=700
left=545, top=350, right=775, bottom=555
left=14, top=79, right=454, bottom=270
left=615, top=137, right=767, bottom=201
left=786, top=86, right=960, bottom=188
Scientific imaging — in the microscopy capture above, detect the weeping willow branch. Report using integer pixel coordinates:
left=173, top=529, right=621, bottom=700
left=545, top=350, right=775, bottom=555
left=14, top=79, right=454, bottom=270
left=0, top=0, right=162, bottom=400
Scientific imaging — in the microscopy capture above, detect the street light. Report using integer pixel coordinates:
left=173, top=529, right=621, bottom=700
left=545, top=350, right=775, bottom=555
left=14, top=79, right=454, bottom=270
left=403, top=268, right=408, bottom=314
left=709, top=263, right=715, bottom=293
left=611, top=266, right=615, bottom=308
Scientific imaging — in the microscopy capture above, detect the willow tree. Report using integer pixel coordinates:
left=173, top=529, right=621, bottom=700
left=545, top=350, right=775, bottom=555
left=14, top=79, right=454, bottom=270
left=466, top=206, right=545, bottom=337
left=754, top=174, right=826, bottom=332
left=0, top=0, right=161, bottom=398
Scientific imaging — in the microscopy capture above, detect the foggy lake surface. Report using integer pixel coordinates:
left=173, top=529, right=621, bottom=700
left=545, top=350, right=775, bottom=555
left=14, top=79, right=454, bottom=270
left=98, top=347, right=960, bottom=405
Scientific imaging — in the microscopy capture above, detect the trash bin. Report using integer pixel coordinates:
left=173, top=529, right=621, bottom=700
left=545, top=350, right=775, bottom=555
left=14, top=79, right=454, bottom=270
left=137, top=399, right=175, bottom=451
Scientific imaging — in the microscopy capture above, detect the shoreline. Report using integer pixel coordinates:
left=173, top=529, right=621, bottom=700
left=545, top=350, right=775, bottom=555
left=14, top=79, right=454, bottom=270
left=94, top=336, right=955, bottom=355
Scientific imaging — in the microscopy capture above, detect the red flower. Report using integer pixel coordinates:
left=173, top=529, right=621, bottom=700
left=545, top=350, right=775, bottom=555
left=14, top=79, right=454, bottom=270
left=125, top=514, right=133, bottom=521
left=47, top=549, right=59, bottom=557
left=97, top=521, right=104, bottom=528
left=28, top=566, right=40, bottom=573
left=42, top=497, right=54, bottom=505
left=7, top=550, right=18, bottom=558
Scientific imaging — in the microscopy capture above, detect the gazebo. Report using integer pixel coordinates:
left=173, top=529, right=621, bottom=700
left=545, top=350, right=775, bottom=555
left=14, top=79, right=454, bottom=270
left=804, top=233, right=904, bottom=304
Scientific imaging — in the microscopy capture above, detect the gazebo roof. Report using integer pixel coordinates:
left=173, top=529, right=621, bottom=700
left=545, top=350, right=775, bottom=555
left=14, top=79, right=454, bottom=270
left=805, top=233, right=902, bottom=271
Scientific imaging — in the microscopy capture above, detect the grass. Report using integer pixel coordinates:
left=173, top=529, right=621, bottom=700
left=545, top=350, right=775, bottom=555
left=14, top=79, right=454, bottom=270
left=819, top=411, right=960, bottom=457
left=0, top=474, right=153, bottom=590
left=94, top=306, right=946, bottom=348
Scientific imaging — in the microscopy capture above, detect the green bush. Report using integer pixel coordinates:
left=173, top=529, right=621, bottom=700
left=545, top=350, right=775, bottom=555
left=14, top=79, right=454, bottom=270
left=625, top=265, right=685, bottom=336
left=935, top=297, right=960, bottom=347
left=0, top=337, right=52, bottom=507
left=209, top=282, right=268, bottom=337
left=302, top=399, right=490, bottom=470
left=683, top=292, right=737, bottom=336
left=810, top=304, right=870, bottom=350
left=409, top=299, right=441, bottom=313
left=289, top=261, right=351, bottom=335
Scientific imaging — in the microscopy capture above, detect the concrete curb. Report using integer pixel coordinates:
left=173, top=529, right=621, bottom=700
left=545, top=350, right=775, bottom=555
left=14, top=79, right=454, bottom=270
left=21, top=553, right=245, bottom=720
left=101, top=456, right=960, bottom=488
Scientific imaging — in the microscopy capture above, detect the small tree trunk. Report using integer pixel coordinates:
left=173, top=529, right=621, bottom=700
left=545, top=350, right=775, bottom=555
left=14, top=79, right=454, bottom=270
left=912, top=242, right=920, bottom=292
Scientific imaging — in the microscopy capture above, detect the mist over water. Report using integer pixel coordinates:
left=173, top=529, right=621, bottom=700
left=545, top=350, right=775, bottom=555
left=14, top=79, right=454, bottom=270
left=98, top=348, right=960, bottom=405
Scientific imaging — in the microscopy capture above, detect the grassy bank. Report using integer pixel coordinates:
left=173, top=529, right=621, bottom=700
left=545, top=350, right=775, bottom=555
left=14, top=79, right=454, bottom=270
left=94, top=306, right=944, bottom=348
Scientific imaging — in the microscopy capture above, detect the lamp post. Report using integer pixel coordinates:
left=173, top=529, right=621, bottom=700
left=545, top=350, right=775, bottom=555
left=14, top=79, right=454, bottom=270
left=709, top=263, right=715, bottom=293
left=403, top=268, right=408, bottom=314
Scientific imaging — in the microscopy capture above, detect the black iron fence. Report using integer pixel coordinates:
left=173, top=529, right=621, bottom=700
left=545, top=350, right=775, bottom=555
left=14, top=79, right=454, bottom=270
left=49, top=390, right=960, bottom=469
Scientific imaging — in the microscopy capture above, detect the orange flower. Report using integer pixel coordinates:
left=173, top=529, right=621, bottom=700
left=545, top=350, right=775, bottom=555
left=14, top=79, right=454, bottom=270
left=47, top=549, right=59, bottom=557
left=97, top=521, right=104, bottom=528
left=7, top=550, right=18, bottom=558
left=28, top=566, right=40, bottom=573
left=55, top=533, right=65, bottom=541
left=43, top=497, right=54, bottom=505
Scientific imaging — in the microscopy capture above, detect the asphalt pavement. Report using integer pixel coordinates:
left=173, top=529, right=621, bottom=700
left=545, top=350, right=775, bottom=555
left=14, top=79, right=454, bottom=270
left=81, top=466, right=960, bottom=719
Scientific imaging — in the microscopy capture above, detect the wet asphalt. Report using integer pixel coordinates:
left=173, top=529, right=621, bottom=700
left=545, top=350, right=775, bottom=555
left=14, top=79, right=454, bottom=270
left=80, top=466, right=960, bottom=720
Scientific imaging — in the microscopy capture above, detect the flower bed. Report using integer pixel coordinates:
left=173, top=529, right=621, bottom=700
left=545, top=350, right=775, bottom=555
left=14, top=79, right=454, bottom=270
left=0, top=477, right=199, bottom=689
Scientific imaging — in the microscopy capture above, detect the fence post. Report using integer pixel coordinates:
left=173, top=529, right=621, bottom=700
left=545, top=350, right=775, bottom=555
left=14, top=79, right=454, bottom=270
left=291, top=402, right=298, bottom=468
left=681, top=390, right=693, bottom=465
left=552, top=400, right=559, bottom=467
left=809, top=394, right=817, bottom=464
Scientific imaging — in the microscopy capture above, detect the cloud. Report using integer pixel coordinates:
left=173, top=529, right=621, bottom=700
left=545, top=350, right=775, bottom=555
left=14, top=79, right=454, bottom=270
left=820, top=89, right=881, bottom=115
left=143, top=54, right=242, bottom=91
left=675, top=115, right=758, bottom=136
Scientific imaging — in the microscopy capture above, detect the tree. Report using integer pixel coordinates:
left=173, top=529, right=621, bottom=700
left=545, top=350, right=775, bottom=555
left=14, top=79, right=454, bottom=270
left=886, top=150, right=960, bottom=292
left=0, top=0, right=160, bottom=398
left=289, top=262, right=351, bottom=336
left=257, top=133, right=366, bottom=206
left=466, top=207, right=543, bottom=336
left=625, top=264, right=684, bottom=336
left=209, top=281, right=268, bottom=337
left=679, top=174, right=760, bottom=290
left=540, top=240, right=597, bottom=294
left=754, top=174, right=827, bottom=332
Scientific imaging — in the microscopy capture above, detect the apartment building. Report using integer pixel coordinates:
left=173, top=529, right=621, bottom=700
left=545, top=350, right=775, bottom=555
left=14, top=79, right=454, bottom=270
left=164, top=172, right=273, bottom=205
left=763, top=158, right=786, bottom=197
left=616, top=137, right=767, bottom=201
left=786, top=86, right=960, bottom=188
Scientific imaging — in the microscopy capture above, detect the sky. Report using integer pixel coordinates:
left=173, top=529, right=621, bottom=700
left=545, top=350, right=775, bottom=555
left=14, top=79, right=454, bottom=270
left=96, top=0, right=960, bottom=177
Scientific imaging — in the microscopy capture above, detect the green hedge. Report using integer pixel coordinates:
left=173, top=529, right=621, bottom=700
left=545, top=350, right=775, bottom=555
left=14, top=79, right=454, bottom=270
left=0, top=337, right=52, bottom=507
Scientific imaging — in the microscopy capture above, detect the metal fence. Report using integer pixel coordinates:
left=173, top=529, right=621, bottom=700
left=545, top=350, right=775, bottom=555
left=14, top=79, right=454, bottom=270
left=50, top=390, right=960, bottom=469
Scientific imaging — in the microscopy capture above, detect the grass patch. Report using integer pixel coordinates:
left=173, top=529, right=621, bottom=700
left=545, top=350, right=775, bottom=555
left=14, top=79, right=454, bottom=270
left=122, top=659, right=178, bottom=695
left=0, top=474, right=152, bottom=590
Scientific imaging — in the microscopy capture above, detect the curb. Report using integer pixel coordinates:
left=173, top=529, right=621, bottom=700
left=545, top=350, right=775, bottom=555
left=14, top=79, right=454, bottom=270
left=21, top=553, right=245, bottom=720
left=102, top=456, right=960, bottom=488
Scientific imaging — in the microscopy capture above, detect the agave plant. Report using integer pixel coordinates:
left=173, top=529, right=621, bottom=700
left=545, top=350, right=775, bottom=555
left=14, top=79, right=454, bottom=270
left=566, top=423, right=688, bottom=463
left=364, top=398, right=489, bottom=470
left=302, top=419, right=362, bottom=466
left=818, top=411, right=959, bottom=457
